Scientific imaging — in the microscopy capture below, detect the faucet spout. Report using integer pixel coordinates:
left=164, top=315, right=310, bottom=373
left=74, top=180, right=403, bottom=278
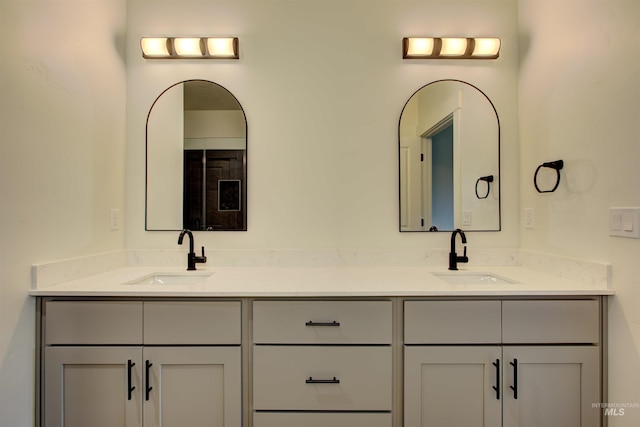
left=448, top=228, right=469, bottom=270
left=178, top=229, right=207, bottom=271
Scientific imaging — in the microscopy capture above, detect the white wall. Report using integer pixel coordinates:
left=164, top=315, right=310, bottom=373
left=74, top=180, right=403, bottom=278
left=518, top=0, right=640, bottom=425
left=0, top=0, right=127, bottom=425
left=125, top=0, right=520, bottom=251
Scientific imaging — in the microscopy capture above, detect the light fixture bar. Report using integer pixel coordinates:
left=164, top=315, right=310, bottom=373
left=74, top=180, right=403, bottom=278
left=141, top=37, right=239, bottom=59
left=402, top=37, right=500, bottom=59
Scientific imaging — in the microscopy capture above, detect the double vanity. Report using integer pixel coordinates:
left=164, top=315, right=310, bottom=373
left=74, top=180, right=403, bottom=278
left=32, top=260, right=612, bottom=427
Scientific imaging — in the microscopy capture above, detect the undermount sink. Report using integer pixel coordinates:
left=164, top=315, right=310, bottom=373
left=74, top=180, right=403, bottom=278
left=433, top=272, right=516, bottom=285
left=124, top=272, right=213, bottom=286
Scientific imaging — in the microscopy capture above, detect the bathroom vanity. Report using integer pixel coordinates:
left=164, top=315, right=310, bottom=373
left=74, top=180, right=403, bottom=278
left=32, top=265, right=611, bottom=427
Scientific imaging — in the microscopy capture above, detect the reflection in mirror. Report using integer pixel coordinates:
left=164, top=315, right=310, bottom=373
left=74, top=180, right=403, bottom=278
left=399, top=80, right=500, bottom=232
left=146, top=80, right=247, bottom=231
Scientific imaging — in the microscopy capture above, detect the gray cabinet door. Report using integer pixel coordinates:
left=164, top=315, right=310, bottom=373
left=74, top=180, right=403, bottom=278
left=44, top=347, right=143, bottom=427
left=404, top=346, right=502, bottom=427
left=143, top=347, right=241, bottom=427
left=502, top=346, right=600, bottom=427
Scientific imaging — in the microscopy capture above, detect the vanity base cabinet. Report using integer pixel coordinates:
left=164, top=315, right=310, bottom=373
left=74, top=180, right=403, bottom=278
left=403, top=299, right=603, bottom=427
left=502, top=346, right=600, bottom=427
left=404, top=346, right=502, bottom=427
left=39, top=299, right=242, bottom=427
left=251, top=299, right=393, bottom=426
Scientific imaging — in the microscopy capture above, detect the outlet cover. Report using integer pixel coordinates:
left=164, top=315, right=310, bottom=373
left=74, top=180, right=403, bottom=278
left=609, top=208, right=640, bottom=238
left=110, top=208, right=120, bottom=231
left=462, top=211, right=472, bottom=226
left=524, top=208, right=535, bottom=229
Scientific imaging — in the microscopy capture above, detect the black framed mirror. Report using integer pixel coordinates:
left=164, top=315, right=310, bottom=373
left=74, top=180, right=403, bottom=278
left=399, top=80, right=500, bottom=231
left=146, top=80, right=247, bottom=231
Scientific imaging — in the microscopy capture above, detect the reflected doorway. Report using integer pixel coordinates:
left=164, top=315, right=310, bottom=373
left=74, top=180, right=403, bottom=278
left=429, top=122, right=454, bottom=230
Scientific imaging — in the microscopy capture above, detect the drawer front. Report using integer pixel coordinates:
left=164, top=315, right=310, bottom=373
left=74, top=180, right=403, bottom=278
left=253, top=300, right=392, bottom=344
left=404, top=300, right=501, bottom=344
left=253, top=346, right=392, bottom=410
left=45, top=301, right=143, bottom=345
left=502, top=300, right=600, bottom=344
left=144, top=301, right=241, bottom=344
left=253, top=412, right=392, bottom=427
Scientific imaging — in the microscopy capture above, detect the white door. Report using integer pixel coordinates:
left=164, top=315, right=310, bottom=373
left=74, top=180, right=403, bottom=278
left=143, top=347, right=241, bottom=427
left=502, top=346, right=600, bottom=427
left=400, top=136, right=424, bottom=230
left=404, top=346, right=502, bottom=427
left=44, top=347, right=143, bottom=427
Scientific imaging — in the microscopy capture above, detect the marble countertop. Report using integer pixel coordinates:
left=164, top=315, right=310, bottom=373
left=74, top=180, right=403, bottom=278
left=29, top=265, right=613, bottom=297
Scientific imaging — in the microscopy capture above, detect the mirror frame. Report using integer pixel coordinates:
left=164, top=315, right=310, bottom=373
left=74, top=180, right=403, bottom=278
left=398, top=79, right=501, bottom=232
left=145, top=79, right=248, bottom=231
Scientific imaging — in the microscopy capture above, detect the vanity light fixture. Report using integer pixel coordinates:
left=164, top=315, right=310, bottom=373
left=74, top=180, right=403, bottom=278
left=402, top=37, right=500, bottom=59
left=141, top=37, right=239, bottom=59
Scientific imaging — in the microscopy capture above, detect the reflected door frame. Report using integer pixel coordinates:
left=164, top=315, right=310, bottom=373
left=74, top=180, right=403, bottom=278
left=421, top=109, right=462, bottom=231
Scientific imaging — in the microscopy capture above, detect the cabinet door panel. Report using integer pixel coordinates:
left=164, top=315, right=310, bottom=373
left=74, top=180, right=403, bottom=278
left=404, top=346, right=502, bottom=427
left=44, top=347, right=142, bottom=427
left=502, top=346, right=600, bottom=427
left=143, top=347, right=241, bottom=427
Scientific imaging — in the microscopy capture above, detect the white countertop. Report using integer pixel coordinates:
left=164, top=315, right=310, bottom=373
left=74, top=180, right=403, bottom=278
left=29, top=265, right=613, bottom=297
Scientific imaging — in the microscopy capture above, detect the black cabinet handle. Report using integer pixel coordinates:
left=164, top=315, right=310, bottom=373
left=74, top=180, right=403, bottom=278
left=492, top=359, right=500, bottom=400
left=127, top=360, right=136, bottom=401
left=145, top=360, right=153, bottom=401
left=305, top=321, right=340, bottom=327
left=305, top=376, right=340, bottom=384
left=509, top=359, right=518, bottom=399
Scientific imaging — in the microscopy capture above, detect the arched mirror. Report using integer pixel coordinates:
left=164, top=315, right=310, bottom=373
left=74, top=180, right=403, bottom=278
left=146, top=80, right=247, bottom=231
left=399, top=80, right=500, bottom=231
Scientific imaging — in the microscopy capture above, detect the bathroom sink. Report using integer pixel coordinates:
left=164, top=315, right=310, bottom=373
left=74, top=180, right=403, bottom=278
left=124, top=272, right=213, bottom=286
left=433, top=272, right=516, bottom=285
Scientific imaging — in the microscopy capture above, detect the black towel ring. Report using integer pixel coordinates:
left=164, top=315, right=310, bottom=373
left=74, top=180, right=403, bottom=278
left=475, top=175, right=494, bottom=199
left=534, top=160, right=564, bottom=193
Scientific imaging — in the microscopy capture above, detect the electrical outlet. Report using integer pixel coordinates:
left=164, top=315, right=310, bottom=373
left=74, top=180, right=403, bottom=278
left=110, top=208, right=120, bottom=231
left=462, top=211, right=472, bottom=226
left=524, top=208, right=535, bottom=229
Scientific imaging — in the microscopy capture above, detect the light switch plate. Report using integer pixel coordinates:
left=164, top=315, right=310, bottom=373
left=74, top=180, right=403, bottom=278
left=609, top=207, right=640, bottom=238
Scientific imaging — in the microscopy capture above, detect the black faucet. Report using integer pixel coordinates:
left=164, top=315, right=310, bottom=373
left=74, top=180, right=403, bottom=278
left=448, top=228, right=469, bottom=270
left=178, top=229, right=207, bottom=271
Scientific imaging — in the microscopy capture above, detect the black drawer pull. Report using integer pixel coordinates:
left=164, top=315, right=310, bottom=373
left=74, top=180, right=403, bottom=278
left=145, top=360, right=153, bottom=401
left=305, top=321, right=340, bottom=327
left=127, top=360, right=136, bottom=401
left=509, top=359, right=518, bottom=399
left=492, top=359, right=500, bottom=400
left=306, top=376, right=340, bottom=384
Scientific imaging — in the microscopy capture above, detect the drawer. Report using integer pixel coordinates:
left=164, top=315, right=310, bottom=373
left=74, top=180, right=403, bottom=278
left=253, top=412, right=392, bottom=427
left=45, top=301, right=143, bottom=345
left=144, top=301, right=241, bottom=344
left=253, top=346, right=392, bottom=410
left=253, top=300, right=392, bottom=344
left=502, top=300, right=600, bottom=344
left=404, top=300, right=501, bottom=344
